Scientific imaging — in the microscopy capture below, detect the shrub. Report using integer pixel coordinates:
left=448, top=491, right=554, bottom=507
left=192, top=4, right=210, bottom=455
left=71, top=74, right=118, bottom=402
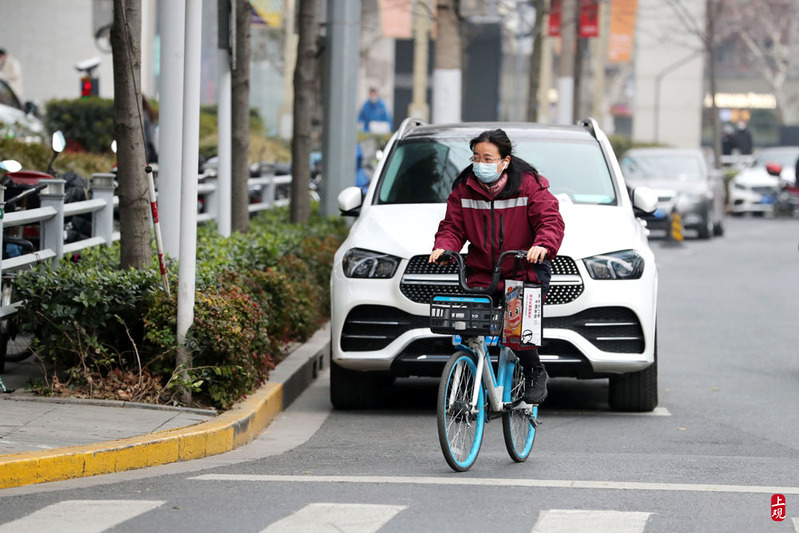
left=14, top=263, right=158, bottom=378
left=44, top=98, right=116, bottom=153
left=186, top=284, right=277, bottom=409
left=0, top=138, right=115, bottom=178
left=14, top=205, right=349, bottom=410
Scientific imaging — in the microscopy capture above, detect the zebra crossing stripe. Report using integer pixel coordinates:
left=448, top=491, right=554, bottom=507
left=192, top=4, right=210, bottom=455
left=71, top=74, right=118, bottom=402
left=0, top=500, right=165, bottom=533
left=191, top=474, right=799, bottom=495
left=532, top=510, right=651, bottom=533
left=260, top=503, right=406, bottom=533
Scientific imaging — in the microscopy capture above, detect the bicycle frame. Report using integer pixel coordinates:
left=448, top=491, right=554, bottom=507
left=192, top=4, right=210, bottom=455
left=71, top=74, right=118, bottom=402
left=451, top=334, right=518, bottom=415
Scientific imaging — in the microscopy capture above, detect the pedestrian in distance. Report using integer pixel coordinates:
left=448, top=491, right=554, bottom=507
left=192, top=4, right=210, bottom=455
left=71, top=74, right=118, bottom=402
left=429, top=128, right=565, bottom=404
left=734, top=120, right=754, bottom=155
left=721, top=123, right=737, bottom=156
left=357, top=87, right=393, bottom=134
left=0, top=48, right=24, bottom=98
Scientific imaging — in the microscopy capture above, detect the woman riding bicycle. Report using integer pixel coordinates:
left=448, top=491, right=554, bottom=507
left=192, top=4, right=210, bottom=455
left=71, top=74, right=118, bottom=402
left=429, top=128, right=565, bottom=404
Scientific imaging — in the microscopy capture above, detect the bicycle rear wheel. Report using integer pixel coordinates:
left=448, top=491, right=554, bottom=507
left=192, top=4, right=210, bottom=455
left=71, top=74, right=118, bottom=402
left=502, top=361, right=537, bottom=462
left=437, top=351, right=485, bottom=472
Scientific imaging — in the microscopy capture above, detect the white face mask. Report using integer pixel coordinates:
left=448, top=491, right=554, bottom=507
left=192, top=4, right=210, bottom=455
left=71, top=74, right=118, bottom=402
left=473, top=161, right=507, bottom=183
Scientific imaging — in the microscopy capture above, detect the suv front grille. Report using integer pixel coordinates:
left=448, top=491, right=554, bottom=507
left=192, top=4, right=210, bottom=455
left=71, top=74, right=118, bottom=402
left=341, top=305, right=428, bottom=352
left=400, top=254, right=584, bottom=305
left=752, top=186, right=778, bottom=195
left=546, top=307, right=645, bottom=353
left=341, top=304, right=644, bottom=354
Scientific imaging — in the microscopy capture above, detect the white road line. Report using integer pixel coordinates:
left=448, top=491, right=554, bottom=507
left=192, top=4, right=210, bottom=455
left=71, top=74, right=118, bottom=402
left=260, top=503, right=406, bottom=533
left=0, top=500, right=165, bottom=533
left=190, top=474, right=799, bottom=495
left=793, top=517, right=799, bottom=533
left=532, top=510, right=651, bottom=533
left=548, top=407, right=671, bottom=417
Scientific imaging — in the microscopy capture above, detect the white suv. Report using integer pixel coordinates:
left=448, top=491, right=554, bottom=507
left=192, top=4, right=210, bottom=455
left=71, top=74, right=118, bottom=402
left=331, top=119, right=659, bottom=411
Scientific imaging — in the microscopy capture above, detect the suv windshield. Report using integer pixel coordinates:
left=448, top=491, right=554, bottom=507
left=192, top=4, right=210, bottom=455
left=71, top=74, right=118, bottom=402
left=376, top=136, right=617, bottom=205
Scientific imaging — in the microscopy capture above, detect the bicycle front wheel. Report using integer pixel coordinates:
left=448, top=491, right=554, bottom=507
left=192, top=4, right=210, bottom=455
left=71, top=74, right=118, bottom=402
left=437, top=351, right=485, bottom=472
left=502, top=361, right=537, bottom=462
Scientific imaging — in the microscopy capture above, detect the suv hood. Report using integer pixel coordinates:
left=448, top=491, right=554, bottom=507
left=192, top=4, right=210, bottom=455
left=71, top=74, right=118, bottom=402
left=346, top=201, right=644, bottom=261
left=733, top=167, right=779, bottom=187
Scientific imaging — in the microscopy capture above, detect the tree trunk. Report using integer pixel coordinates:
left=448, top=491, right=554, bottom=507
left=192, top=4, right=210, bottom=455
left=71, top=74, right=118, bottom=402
left=231, top=0, right=251, bottom=233
left=290, top=0, right=318, bottom=224
left=527, top=0, right=547, bottom=122
left=705, top=0, right=720, bottom=167
left=111, top=0, right=151, bottom=269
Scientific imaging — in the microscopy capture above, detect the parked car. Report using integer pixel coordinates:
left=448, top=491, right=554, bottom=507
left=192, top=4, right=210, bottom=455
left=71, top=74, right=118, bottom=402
left=330, top=119, right=660, bottom=412
left=0, top=78, right=44, bottom=142
left=729, top=146, right=799, bottom=217
left=620, top=148, right=726, bottom=239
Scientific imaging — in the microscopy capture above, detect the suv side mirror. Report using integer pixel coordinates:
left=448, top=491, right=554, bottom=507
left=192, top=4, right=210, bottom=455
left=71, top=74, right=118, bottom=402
left=631, top=186, right=658, bottom=214
left=24, top=101, right=37, bottom=115
left=338, top=186, right=364, bottom=216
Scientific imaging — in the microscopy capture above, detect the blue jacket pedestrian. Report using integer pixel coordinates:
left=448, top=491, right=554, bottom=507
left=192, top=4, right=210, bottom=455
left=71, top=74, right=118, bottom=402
left=358, top=88, right=393, bottom=133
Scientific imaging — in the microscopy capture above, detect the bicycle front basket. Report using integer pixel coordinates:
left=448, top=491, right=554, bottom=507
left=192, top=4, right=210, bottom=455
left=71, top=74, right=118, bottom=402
left=430, top=294, right=502, bottom=336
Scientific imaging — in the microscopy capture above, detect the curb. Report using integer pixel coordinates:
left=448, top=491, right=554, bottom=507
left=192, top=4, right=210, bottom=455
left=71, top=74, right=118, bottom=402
left=0, top=324, right=329, bottom=489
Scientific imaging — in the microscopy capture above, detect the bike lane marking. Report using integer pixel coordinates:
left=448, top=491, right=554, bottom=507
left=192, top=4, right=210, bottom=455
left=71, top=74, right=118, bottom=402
left=260, top=503, right=406, bottom=533
left=190, top=473, right=799, bottom=495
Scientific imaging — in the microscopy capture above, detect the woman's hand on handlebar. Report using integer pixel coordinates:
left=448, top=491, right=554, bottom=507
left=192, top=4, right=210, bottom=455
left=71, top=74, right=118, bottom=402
left=429, top=249, right=446, bottom=264
left=527, top=245, right=547, bottom=264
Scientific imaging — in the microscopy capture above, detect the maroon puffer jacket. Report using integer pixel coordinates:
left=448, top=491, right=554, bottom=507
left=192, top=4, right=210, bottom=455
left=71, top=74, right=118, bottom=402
left=433, top=171, right=565, bottom=290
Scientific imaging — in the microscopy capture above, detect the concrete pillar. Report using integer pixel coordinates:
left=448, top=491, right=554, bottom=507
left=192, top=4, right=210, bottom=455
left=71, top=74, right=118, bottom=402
left=320, top=0, right=361, bottom=217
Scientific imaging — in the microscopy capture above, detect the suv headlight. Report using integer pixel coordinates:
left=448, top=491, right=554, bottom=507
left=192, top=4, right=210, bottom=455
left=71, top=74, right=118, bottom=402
left=583, top=250, right=644, bottom=280
left=342, top=248, right=400, bottom=278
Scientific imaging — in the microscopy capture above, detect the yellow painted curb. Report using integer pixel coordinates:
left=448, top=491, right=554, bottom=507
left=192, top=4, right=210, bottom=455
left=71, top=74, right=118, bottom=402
left=0, top=381, right=283, bottom=489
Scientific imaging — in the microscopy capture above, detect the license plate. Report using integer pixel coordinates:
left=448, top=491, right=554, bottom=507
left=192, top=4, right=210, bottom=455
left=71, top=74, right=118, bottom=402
left=760, top=195, right=776, bottom=204
left=652, top=208, right=666, bottom=219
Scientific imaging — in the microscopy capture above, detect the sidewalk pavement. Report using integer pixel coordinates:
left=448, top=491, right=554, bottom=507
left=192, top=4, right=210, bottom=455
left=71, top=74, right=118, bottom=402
left=0, top=324, right=330, bottom=489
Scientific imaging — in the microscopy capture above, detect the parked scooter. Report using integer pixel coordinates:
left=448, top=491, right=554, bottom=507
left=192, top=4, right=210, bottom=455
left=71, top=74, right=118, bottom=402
left=1, top=131, right=92, bottom=250
left=0, top=159, right=37, bottom=372
left=766, top=162, right=799, bottom=217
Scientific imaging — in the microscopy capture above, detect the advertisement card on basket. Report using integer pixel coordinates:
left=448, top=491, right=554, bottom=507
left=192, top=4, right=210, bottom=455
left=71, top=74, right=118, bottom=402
left=503, top=280, right=542, bottom=349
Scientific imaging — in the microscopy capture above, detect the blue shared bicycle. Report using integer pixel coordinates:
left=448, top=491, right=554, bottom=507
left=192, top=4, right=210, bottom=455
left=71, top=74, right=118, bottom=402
left=431, top=250, right=541, bottom=472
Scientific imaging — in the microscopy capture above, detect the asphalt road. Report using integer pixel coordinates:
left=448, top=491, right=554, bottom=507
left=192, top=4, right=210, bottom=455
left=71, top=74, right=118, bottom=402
left=1, top=216, right=797, bottom=532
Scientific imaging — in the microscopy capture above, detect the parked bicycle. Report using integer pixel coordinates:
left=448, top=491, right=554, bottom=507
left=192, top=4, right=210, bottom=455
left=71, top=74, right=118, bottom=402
left=431, top=250, right=541, bottom=472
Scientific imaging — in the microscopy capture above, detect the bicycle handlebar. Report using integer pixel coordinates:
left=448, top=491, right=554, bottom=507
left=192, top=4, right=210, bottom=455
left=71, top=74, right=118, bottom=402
left=4, top=182, right=49, bottom=208
left=437, top=249, right=528, bottom=295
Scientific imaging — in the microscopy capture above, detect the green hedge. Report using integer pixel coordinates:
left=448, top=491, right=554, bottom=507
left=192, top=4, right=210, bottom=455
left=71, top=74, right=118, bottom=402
left=0, top=137, right=115, bottom=178
left=14, top=206, right=348, bottom=410
left=44, top=98, right=116, bottom=154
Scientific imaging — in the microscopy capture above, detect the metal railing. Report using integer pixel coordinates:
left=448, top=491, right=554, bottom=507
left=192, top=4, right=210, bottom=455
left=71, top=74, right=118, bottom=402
left=0, top=171, right=293, bottom=319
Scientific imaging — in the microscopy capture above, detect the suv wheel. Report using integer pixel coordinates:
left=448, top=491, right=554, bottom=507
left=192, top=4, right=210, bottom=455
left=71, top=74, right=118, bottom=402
left=697, top=212, right=713, bottom=240
left=713, top=215, right=725, bottom=236
left=608, top=335, right=658, bottom=412
left=330, top=359, right=389, bottom=409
